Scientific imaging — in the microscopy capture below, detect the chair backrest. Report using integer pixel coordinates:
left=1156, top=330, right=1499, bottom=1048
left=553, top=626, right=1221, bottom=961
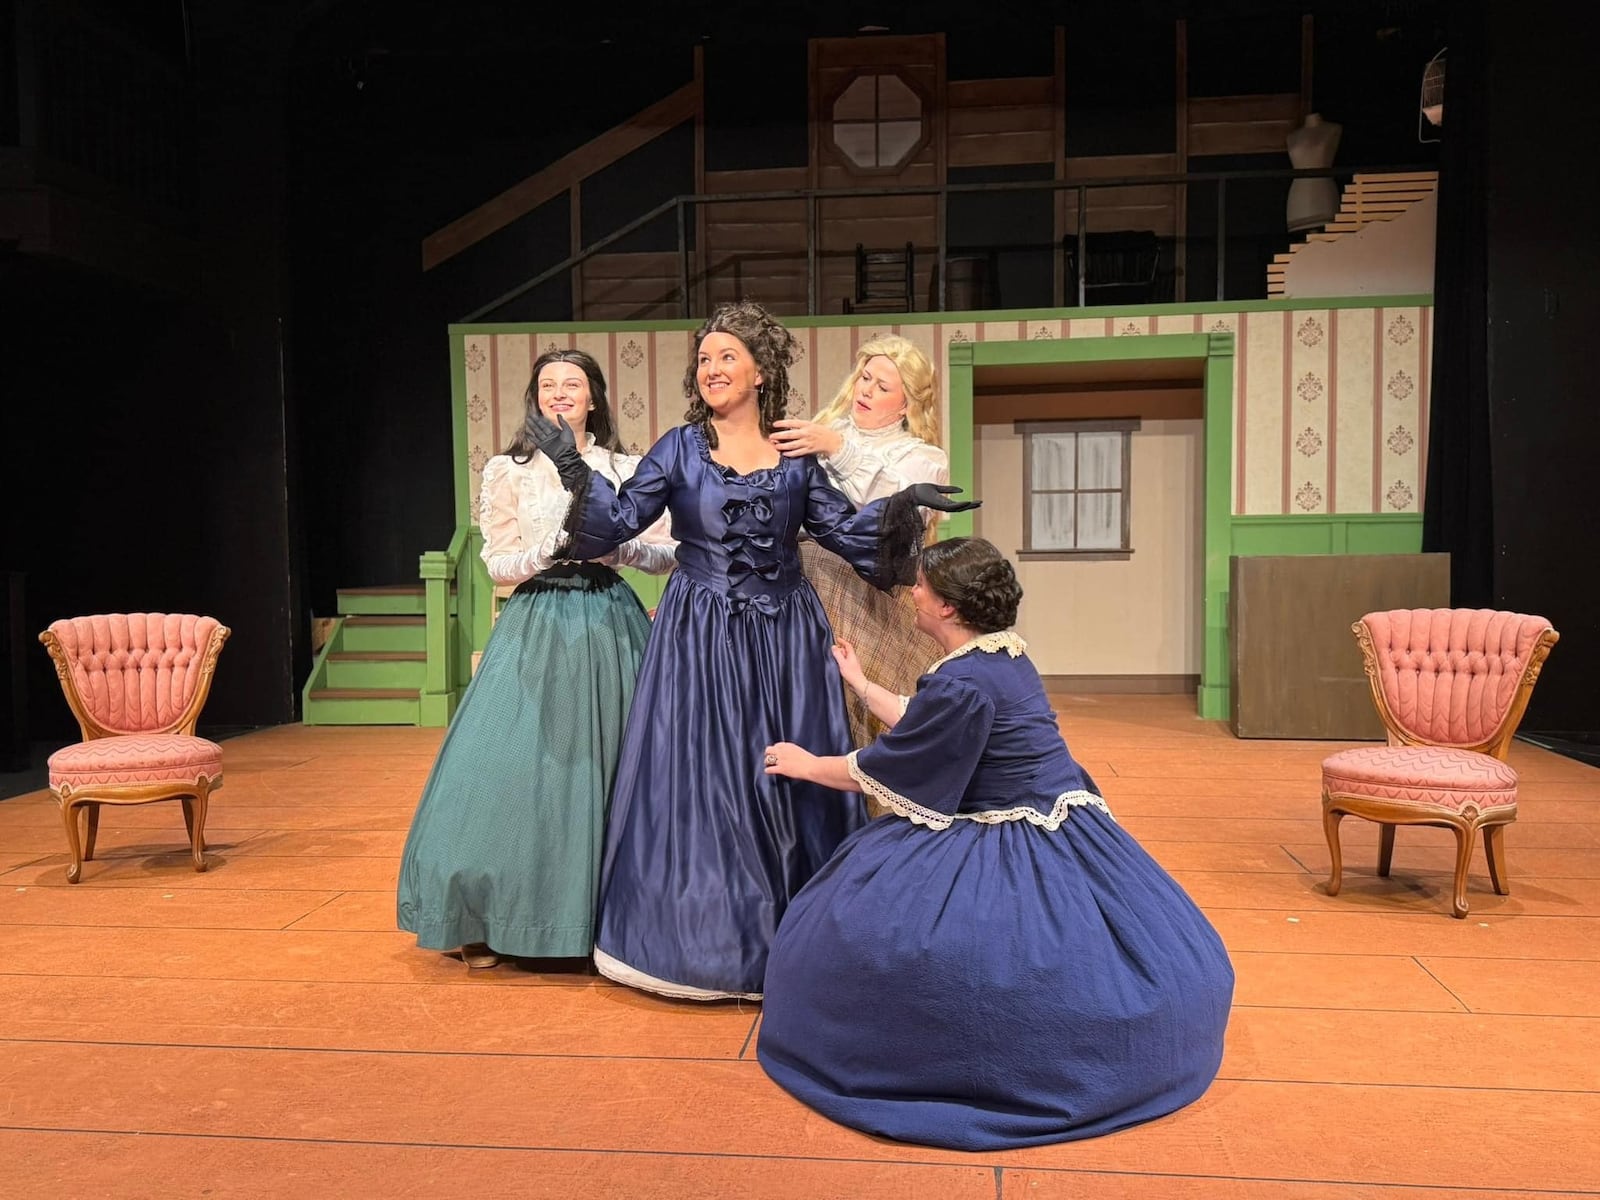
left=1354, top=608, right=1558, bottom=759
left=853, top=242, right=915, bottom=306
left=1066, top=230, right=1162, bottom=291
left=39, top=614, right=230, bottom=739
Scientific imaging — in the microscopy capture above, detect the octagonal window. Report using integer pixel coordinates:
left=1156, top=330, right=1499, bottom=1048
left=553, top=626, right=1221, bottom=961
left=831, top=73, right=924, bottom=171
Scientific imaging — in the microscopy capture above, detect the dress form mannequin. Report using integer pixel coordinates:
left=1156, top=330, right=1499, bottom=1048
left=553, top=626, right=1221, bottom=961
left=1286, top=112, right=1343, bottom=232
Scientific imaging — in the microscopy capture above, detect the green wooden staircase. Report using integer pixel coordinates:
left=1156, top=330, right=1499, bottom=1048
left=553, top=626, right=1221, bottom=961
left=302, top=525, right=670, bottom=728
left=302, top=525, right=483, bottom=729
left=301, top=585, right=442, bottom=725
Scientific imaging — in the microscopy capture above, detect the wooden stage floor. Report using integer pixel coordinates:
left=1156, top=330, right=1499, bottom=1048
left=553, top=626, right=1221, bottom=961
left=2, top=695, right=1597, bottom=1197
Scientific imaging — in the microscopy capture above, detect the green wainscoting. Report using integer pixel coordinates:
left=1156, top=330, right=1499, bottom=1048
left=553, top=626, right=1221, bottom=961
left=1230, top=515, right=1425, bottom=557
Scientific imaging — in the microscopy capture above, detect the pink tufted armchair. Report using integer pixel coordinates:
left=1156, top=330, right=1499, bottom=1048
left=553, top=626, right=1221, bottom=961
left=38, top=614, right=231, bottom=883
left=1321, top=609, right=1558, bottom=918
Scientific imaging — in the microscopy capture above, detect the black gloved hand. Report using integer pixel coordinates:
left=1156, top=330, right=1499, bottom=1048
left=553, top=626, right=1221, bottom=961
left=527, top=412, right=591, bottom=491
left=905, top=482, right=981, bottom=513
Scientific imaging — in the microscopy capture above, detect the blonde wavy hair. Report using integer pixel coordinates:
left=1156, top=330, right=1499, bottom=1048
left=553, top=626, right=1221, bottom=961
left=813, top=334, right=940, bottom=446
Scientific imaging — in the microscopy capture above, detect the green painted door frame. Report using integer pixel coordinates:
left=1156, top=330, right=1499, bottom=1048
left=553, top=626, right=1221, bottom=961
left=945, top=332, right=1237, bottom=720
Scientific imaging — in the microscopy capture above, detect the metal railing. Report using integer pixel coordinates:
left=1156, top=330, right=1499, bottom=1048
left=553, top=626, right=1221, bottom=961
left=461, top=162, right=1436, bottom=323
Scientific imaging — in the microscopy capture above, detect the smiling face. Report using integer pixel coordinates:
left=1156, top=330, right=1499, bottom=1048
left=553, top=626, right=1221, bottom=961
left=536, top=360, right=592, bottom=442
left=695, top=331, right=763, bottom=415
left=852, top=354, right=908, bottom=430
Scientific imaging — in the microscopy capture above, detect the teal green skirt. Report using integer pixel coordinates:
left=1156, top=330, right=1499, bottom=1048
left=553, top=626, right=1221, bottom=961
left=397, top=566, right=652, bottom=957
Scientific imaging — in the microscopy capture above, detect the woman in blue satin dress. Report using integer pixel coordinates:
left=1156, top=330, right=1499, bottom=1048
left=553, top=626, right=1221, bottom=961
left=528, top=300, right=976, bottom=1000
left=757, top=537, right=1235, bottom=1150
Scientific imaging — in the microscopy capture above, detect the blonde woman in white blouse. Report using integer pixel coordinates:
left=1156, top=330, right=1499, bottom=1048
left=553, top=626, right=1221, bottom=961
left=771, top=335, right=948, bottom=758
left=398, top=350, right=674, bottom=970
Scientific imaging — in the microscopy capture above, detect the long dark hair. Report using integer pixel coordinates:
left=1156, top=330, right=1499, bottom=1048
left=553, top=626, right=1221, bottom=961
left=505, top=349, right=621, bottom=462
left=920, top=537, right=1023, bottom=633
left=681, top=300, right=796, bottom=448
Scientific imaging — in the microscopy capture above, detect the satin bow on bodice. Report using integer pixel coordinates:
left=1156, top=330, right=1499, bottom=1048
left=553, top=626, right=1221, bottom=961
left=664, top=453, right=807, bottom=616
left=723, top=494, right=773, bottom=526
left=567, top=423, right=905, bottom=615
left=720, top=477, right=792, bottom=615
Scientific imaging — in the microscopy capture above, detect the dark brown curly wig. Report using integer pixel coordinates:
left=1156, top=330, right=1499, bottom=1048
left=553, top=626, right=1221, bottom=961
left=919, top=537, right=1024, bottom=633
left=681, top=300, right=797, bottom=448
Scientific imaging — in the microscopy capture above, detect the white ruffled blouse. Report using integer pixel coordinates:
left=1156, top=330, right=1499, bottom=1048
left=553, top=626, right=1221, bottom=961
left=819, top=417, right=950, bottom=505
left=477, top=440, right=675, bottom=585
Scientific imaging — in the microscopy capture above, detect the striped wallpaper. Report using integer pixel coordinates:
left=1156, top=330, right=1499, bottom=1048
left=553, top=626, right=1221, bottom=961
left=459, top=303, right=1430, bottom=518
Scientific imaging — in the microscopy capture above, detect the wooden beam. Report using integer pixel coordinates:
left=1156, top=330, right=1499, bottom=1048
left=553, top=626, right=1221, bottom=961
left=1175, top=18, right=1188, bottom=302
left=692, top=44, right=707, bottom=316
left=1052, top=24, right=1066, bottom=307
left=421, top=81, right=701, bottom=271
left=974, top=387, right=1204, bottom=424
left=1187, top=93, right=1301, bottom=157
left=934, top=32, right=947, bottom=315
left=569, top=180, right=582, bottom=320
left=948, top=77, right=1054, bottom=108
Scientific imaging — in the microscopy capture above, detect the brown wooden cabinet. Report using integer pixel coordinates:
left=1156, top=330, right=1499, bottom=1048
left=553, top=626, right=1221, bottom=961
left=1229, top=554, right=1450, bottom=739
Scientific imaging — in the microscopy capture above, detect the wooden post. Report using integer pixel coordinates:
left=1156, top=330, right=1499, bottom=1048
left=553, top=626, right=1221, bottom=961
left=1053, top=25, right=1067, bottom=308
left=1174, top=18, right=1189, bottom=303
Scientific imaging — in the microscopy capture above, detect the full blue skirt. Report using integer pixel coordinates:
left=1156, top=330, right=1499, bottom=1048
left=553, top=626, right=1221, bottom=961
left=594, top=571, right=867, bottom=997
left=757, top=805, right=1235, bottom=1149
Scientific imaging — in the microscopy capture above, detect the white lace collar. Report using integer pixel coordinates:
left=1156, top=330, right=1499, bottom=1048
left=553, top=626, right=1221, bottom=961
left=928, top=630, right=1027, bottom=673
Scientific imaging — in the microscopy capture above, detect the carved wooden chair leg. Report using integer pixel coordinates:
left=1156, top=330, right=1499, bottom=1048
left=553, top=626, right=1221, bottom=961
left=1322, top=801, right=1345, bottom=897
left=61, top=799, right=86, bottom=884
left=185, top=785, right=209, bottom=873
left=83, top=804, right=101, bottom=862
left=1448, top=821, right=1474, bottom=919
left=1483, top=822, right=1510, bottom=896
left=1376, top=823, right=1397, bottom=877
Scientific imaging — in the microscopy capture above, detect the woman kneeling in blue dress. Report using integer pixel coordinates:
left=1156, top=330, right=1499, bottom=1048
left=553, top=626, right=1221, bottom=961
left=758, top=536, right=1235, bottom=1151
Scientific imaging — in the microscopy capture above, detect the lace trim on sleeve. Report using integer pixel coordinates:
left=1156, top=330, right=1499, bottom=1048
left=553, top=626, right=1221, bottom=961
left=546, top=486, right=575, bottom=535
left=845, top=749, right=954, bottom=830
left=824, top=426, right=861, bottom=475
left=898, top=693, right=911, bottom=716
left=476, top=456, right=510, bottom=530
left=874, top=488, right=927, bottom=587
left=475, top=480, right=496, bottom=530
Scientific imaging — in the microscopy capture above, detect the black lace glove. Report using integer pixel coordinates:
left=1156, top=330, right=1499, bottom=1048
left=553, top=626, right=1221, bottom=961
left=526, top=412, right=591, bottom=491
left=904, top=482, right=981, bottom=513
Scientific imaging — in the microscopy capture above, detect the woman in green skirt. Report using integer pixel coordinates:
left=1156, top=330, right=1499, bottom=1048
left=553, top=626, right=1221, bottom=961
left=397, top=349, right=675, bottom=968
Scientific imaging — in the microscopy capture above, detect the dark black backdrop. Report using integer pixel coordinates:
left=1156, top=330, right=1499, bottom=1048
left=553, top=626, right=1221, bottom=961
left=4, top=0, right=1591, bottom=742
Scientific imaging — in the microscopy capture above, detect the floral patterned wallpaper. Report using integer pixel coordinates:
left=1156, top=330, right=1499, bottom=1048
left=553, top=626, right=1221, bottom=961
left=459, top=304, right=1430, bottom=519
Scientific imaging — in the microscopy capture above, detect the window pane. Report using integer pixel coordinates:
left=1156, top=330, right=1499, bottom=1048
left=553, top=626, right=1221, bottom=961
left=832, top=122, right=877, bottom=168
left=1030, top=433, right=1076, bottom=489
left=1077, top=492, right=1123, bottom=548
left=878, top=74, right=922, bottom=119
left=1031, top=493, right=1076, bottom=549
left=878, top=119, right=923, bottom=165
left=833, top=77, right=876, bottom=121
left=1078, top=431, right=1123, bottom=489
